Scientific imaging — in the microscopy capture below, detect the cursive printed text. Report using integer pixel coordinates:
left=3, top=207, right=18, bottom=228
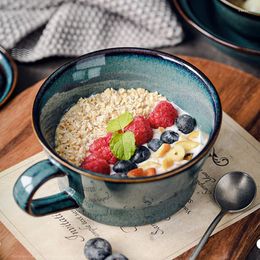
left=52, top=213, right=85, bottom=241
left=209, top=147, right=229, bottom=166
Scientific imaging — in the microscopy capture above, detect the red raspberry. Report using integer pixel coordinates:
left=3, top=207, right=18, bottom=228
left=80, top=156, right=110, bottom=175
left=125, top=116, right=153, bottom=145
left=148, top=101, right=178, bottom=128
left=89, top=133, right=117, bottom=164
left=82, top=154, right=98, bottom=162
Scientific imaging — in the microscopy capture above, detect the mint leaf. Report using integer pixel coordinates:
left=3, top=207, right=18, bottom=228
left=110, top=131, right=136, bottom=160
left=106, top=112, right=133, bottom=133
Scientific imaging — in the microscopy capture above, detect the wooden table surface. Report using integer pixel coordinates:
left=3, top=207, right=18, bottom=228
left=0, top=56, right=259, bottom=260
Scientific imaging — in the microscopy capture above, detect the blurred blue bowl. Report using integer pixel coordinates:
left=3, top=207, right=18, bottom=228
left=0, top=46, right=17, bottom=107
left=174, top=0, right=260, bottom=64
left=214, top=0, right=260, bottom=39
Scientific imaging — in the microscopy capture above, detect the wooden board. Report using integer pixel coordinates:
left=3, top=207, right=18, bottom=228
left=0, top=56, right=259, bottom=260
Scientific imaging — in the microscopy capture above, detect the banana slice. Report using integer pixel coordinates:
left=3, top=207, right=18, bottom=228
left=179, top=134, right=188, bottom=141
left=176, top=140, right=200, bottom=152
left=162, top=157, right=174, bottom=170
left=166, top=144, right=185, bottom=161
left=154, top=143, right=171, bottom=158
left=139, top=161, right=160, bottom=170
left=188, top=130, right=200, bottom=140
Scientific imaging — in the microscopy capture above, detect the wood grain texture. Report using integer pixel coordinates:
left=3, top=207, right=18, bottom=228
left=0, top=57, right=259, bottom=260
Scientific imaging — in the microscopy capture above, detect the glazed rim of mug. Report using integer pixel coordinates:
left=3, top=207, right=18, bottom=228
left=219, top=0, right=260, bottom=17
left=33, top=48, right=222, bottom=183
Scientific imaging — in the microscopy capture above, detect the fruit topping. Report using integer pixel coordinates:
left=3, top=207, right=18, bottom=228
left=89, top=133, right=117, bottom=164
left=154, top=143, right=171, bottom=158
left=125, top=116, right=153, bottom=145
left=176, top=114, right=196, bottom=134
left=131, top=146, right=151, bottom=163
left=84, top=238, right=112, bottom=260
left=144, top=167, right=156, bottom=176
left=81, top=103, right=201, bottom=177
left=179, top=134, right=188, bottom=141
left=81, top=156, right=110, bottom=175
left=139, top=161, right=161, bottom=170
left=160, top=130, right=179, bottom=144
left=112, top=172, right=128, bottom=178
left=162, top=157, right=174, bottom=170
left=166, top=144, right=185, bottom=161
left=147, top=138, right=163, bottom=152
left=82, top=154, right=99, bottom=163
left=105, top=253, right=128, bottom=260
left=127, top=167, right=157, bottom=177
left=187, top=130, right=200, bottom=140
left=148, top=101, right=178, bottom=128
left=127, top=168, right=144, bottom=177
left=112, top=160, right=137, bottom=173
left=176, top=140, right=200, bottom=151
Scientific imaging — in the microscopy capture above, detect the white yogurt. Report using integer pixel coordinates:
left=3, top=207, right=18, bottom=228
left=110, top=102, right=208, bottom=176
left=138, top=103, right=208, bottom=174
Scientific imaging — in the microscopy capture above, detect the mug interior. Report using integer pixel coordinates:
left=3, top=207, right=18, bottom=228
left=34, top=49, right=221, bottom=174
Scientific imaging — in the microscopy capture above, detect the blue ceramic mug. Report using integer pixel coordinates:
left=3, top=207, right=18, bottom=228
left=13, top=48, right=222, bottom=226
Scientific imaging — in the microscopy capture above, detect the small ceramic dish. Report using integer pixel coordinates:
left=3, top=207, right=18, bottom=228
left=0, top=46, right=17, bottom=107
left=13, top=48, right=222, bottom=226
left=214, top=0, right=260, bottom=39
left=174, top=0, right=260, bottom=64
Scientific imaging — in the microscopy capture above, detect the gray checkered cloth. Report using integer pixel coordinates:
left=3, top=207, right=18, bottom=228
left=0, top=0, right=183, bottom=62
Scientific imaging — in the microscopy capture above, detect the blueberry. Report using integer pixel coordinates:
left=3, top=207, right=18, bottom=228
left=147, top=139, right=163, bottom=151
left=176, top=114, right=196, bottom=134
left=111, top=172, right=128, bottom=178
left=84, top=238, right=112, bottom=260
left=160, top=130, right=179, bottom=144
left=105, top=253, right=128, bottom=260
left=112, top=160, right=137, bottom=173
left=131, top=146, right=151, bottom=163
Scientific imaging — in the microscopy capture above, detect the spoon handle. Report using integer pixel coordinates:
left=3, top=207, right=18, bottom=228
left=189, top=210, right=226, bottom=260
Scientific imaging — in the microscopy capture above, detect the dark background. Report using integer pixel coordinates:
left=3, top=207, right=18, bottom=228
left=14, top=28, right=259, bottom=98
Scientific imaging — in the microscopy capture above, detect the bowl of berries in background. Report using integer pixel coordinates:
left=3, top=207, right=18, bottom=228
left=13, top=48, right=222, bottom=226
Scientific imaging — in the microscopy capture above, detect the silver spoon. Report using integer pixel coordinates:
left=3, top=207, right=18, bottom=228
left=190, top=171, right=257, bottom=260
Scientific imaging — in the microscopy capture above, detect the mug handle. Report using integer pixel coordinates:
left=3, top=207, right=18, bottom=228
left=13, top=159, right=79, bottom=216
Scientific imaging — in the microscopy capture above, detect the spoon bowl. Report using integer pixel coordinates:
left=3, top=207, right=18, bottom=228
left=190, top=171, right=257, bottom=259
left=214, top=171, right=257, bottom=212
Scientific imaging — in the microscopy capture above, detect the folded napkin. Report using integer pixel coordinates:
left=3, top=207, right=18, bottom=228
left=0, top=0, right=183, bottom=62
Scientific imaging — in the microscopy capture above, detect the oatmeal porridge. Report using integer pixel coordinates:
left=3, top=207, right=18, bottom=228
left=55, top=88, right=207, bottom=178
